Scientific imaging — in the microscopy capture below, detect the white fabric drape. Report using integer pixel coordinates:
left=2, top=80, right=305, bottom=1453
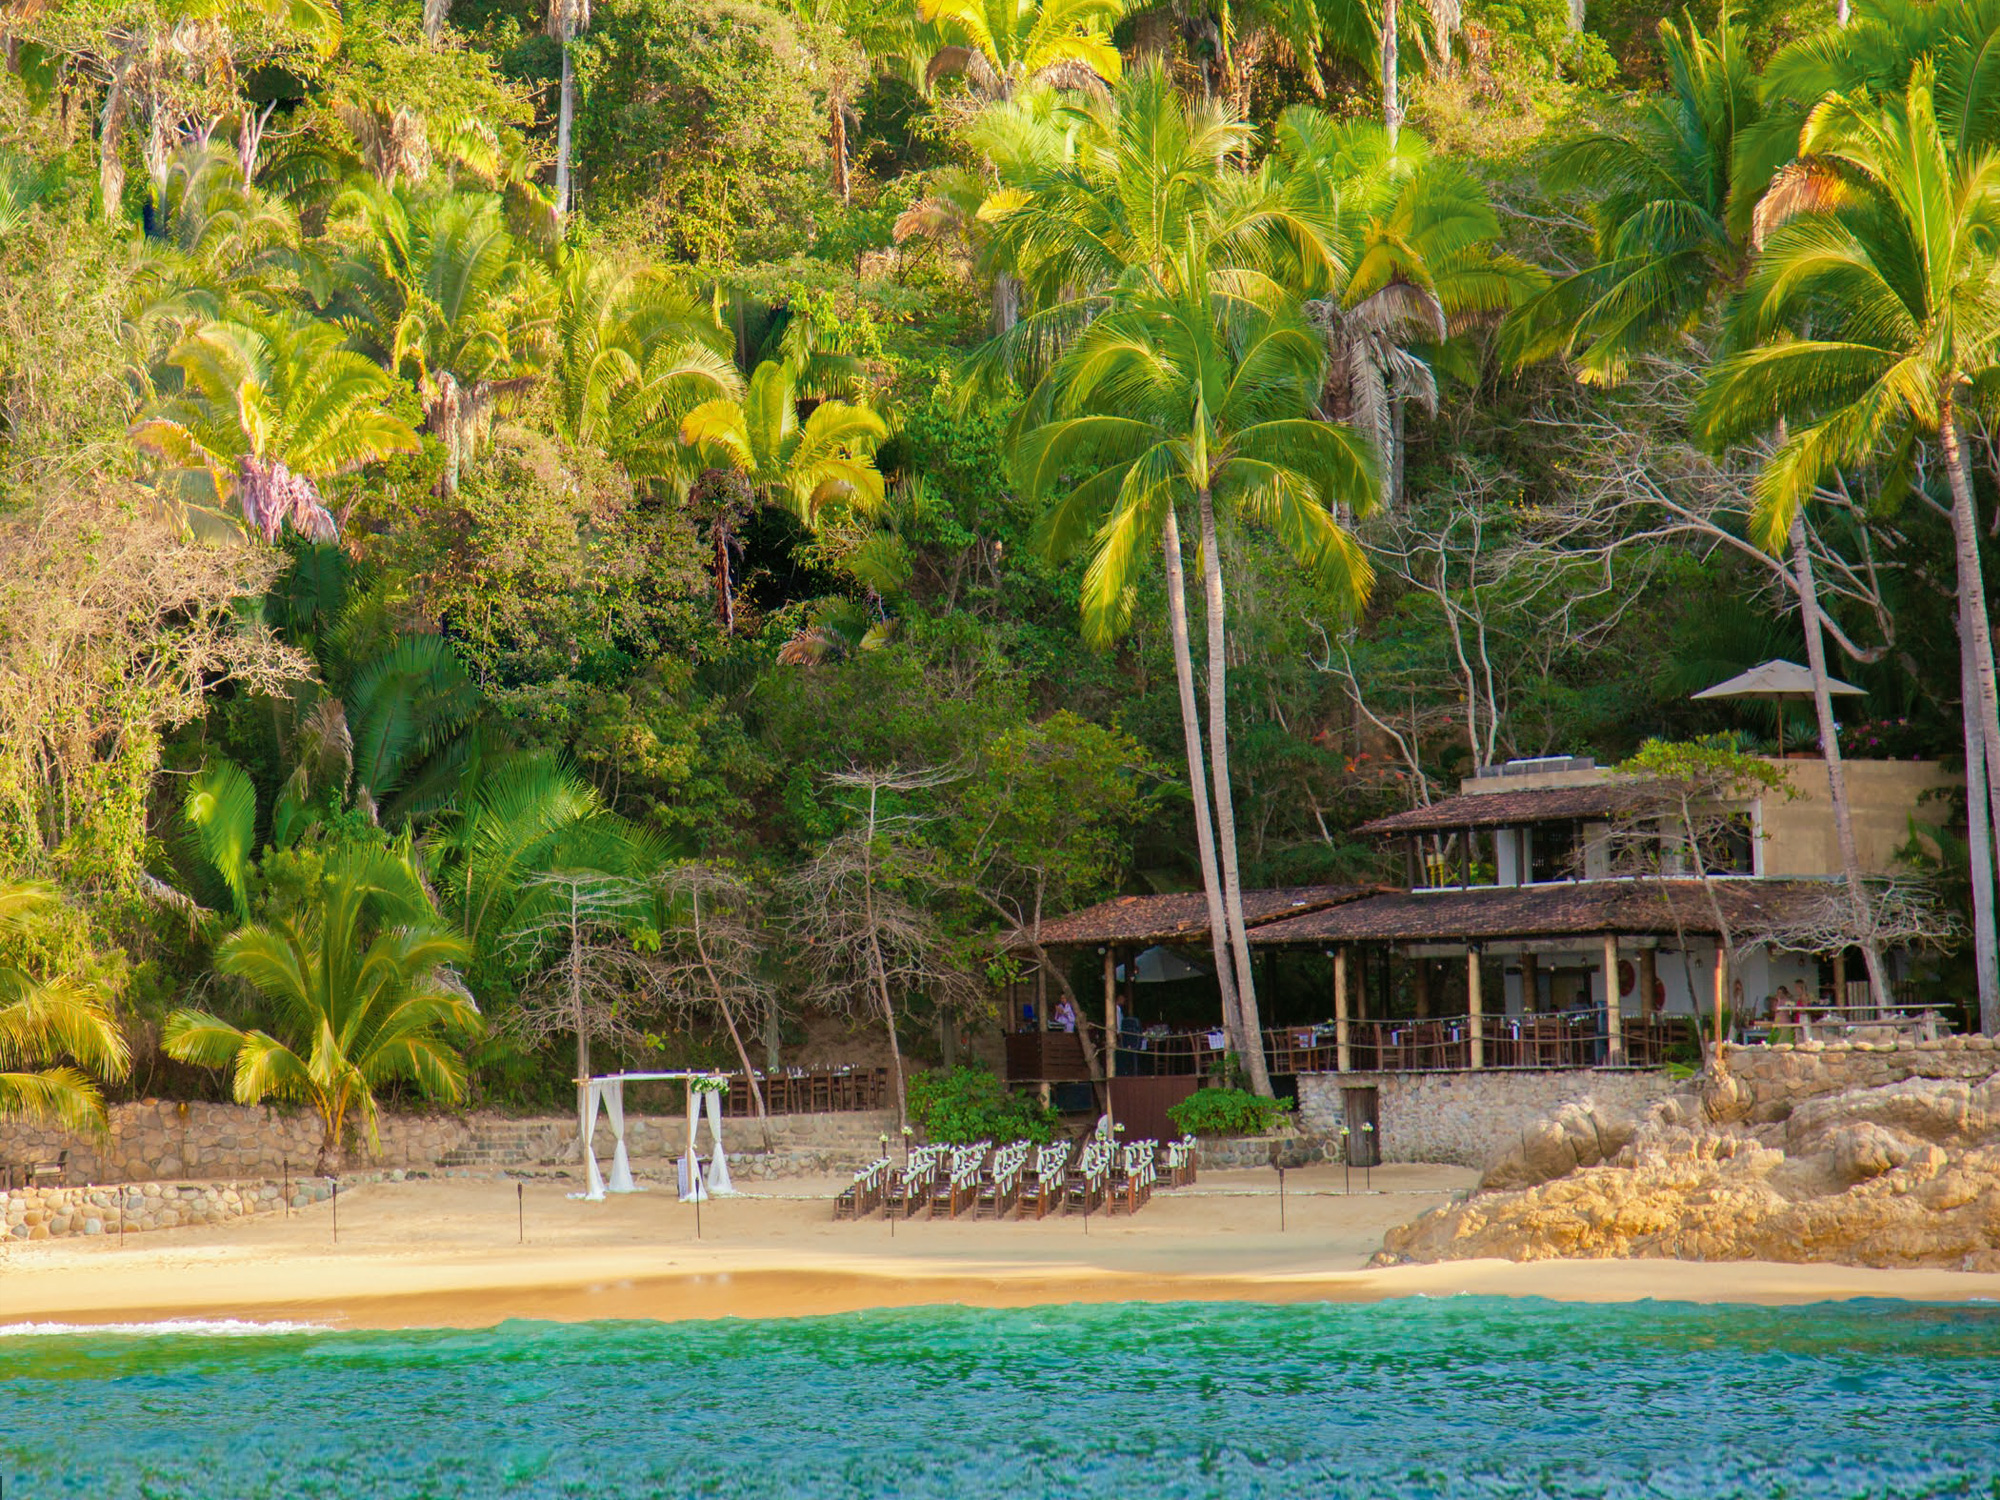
left=579, top=1080, right=606, bottom=1200
left=680, top=1080, right=708, bottom=1202
left=606, top=1078, right=635, bottom=1193
left=703, top=1087, right=736, bottom=1195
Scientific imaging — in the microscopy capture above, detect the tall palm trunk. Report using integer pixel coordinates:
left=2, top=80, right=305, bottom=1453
left=554, top=33, right=576, bottom=219
left=1196, top=488, right=1274, bottom=1097
left=1941, top=403, right=2000, bottom=1032
left=1381, top=0, right=1401, bottom=146
left=1160, top=506, right=1248, bottom=1063
left=1960, top=609, right=2000, bottom=1033
left=991, top=272, right=1021, bottom=336
left=830, top=98, right=851, bottom=204
left=1789, top=513, right=1892, bottom=1007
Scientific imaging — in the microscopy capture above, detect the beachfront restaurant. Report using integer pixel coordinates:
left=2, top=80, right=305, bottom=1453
left=1005, top=753, right=1959, bottom=1133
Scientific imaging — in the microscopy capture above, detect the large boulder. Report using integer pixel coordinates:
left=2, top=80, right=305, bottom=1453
left=1479, top=1097, right=1641, bottom=1192
left=1378, top=1065, right=2000, bottom=1273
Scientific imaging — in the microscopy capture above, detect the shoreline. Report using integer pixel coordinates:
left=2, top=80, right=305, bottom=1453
left=6, top=1166, right=1999, bottom=1330
left=11, top=1262, right=2000, bottom=1332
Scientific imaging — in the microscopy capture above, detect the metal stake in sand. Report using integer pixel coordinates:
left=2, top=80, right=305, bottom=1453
left=517, top=1181, right=524, bottom=1245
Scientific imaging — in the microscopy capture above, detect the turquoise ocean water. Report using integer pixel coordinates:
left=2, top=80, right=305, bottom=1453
left=3, top=1297, right=1998, bottom=1499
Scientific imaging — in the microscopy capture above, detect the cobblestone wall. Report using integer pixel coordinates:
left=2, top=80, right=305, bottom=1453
left=1725, top=1033, right=2000, bottom=1121
left=0, top=1101, right=898, bottom=1186
left=2, top=1177, right=333, bottom=1241
left=1291, top=1037, right=2000, bottom=1170
left=1296, top=1069, right=1679, bottom=1168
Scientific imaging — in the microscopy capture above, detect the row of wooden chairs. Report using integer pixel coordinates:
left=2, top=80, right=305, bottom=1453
left=833, top=1157, right=894, bottom=1219
left=835, top=1135, right=1198, bottom=1222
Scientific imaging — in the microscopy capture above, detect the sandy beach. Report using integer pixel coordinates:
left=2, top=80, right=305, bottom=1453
left=5, top=1163, right=2000, bottom=1328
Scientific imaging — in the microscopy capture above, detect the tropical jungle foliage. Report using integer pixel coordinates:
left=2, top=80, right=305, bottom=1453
left=0, top=0, right=1993, bottom=1143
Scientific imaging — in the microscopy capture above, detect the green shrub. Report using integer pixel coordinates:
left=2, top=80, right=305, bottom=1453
left=907, top=1067, right=1057, bottom=1145
left=1167, top=1086, right=1294, bottom=1138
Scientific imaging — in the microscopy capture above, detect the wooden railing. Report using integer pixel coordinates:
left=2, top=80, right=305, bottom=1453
left=1005, top=1013, right=1698, bottom=1080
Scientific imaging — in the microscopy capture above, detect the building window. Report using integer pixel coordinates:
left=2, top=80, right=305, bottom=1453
left=1530, top=821, right=1582, bottom=883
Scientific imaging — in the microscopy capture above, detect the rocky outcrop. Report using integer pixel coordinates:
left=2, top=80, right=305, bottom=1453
left=1379, top=1043, right=2000, bottom=1273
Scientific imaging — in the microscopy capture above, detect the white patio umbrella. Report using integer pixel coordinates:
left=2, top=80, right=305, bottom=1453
left=1692, top=660, right=1864, bottom=757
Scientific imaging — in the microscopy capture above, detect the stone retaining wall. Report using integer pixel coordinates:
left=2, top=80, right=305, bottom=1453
left=2, top=1177, right=333, bottom=1241
left=1291, top=1037, right=2000, bottom=1171
left=1296, top=1069, right=1679, bottom=1169
left=1726, top=1034, right=2000, bottom=1119
left=0, top=1101, right=899, bottom=1186
left=1192, top=1134, right=1334, bottom=1170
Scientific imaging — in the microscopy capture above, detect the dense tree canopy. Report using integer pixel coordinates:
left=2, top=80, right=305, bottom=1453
left=0, top=0, right=1992, bottom=1122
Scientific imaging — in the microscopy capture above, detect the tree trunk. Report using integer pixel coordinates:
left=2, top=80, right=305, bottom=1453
left=830, top=97, right=850, bottom=205
left=555, top=33, right=576, bottom=220
left=1159, top=505, right=1246, bottom=1060
left=1197, top=488, right=1274, bottom=1097
left=991, top=272, right=1020, bottom=336
left=1961, top=625, right=2000, bottom=1033
left=715, top=997, right=772, bottom=1149
left=424, top=0, right=452, bottom=41
left=573, top=920, right=592, bottom=1168
left=1942, top=405, right=2000, bottom=1032
left=870, top=936, right=908, bottom=1130
left=1790, top=513, right=1892, bottom=1007
left=1381, top=0, right=1401, bottom=146
left=99, top=59, right=129, bottom=223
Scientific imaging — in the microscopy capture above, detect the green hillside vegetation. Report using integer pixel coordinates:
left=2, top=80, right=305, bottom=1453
left=0, top=0, right=1989, bottom=1133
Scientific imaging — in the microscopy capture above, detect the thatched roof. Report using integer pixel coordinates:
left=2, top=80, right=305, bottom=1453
left=1023, top=885, right=1379, bottom=949
left=1246, top=879, right=1833, bottom=944
left=1355, top=780, right=1671, bottom=837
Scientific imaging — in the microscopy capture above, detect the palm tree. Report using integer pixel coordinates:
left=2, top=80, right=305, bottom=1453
left=0, top=148, right=59, bottom=241
left=1014, top=259, right=1378, bottom=1093
left=0, top=882, right=131, bottom=1131
left=163, top=845, right=481, bottom=1173
left=1270, top=111, right=1538, bottom=504
left=679, top=358, right=888, bottom=632
left=130, top=309, right=420, bottom=542
left=1499, top=8, right=1761, bottom=386
left=1695, top=65, right=2000, bottom=1030
left=334, top=185, right=555, bottom=494
left=920, top=0, right=1124, bottom=100
left=1729, top=0, right=1979, bottom=237
left=967, top=61, right=1342, bottom=391
left=1503, top=8, right=1905, bottom=1018
left=551, top=249, right=741, bottom=487
left=894, top=85, right=1079, bottom=334
left=425, top=752, right=660, bottom=964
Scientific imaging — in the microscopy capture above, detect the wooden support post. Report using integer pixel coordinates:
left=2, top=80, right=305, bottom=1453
left=1334, top=947, right=1352, bottom=1073
left=1519, top=952, right=1539, bottom=1014
left=1833, top=950, right=1848, bottom=1011
left=1602, top=934, right=1625, bottom=1065
left=1102, top=948, right=1117, bottom=1094
left=1467, top=949, right=1484, bottom=1070
left=1413, top=957, right=1431, bottom=1017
